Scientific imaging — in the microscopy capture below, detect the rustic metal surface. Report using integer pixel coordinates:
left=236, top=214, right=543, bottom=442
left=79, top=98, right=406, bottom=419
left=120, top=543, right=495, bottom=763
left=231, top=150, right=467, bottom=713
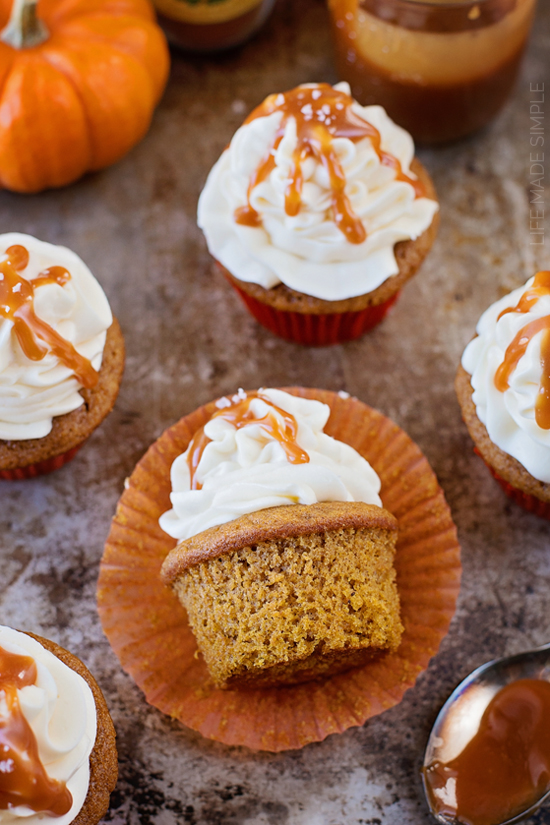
left=1, top=1, right=550, bottom=822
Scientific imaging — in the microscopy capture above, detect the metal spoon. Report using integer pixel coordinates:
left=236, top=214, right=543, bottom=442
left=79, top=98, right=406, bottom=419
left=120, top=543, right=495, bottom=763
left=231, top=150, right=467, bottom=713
left=422, top=643, right=550, bottom=825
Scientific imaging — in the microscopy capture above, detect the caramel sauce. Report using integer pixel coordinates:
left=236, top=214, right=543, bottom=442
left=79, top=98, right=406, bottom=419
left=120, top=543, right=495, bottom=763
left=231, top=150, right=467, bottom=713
left=423, top=679, right=550, bottom=825
left=234, top=84, right=425, bottom=244
left=1, top=245, right=98, bottom=389
left=0, top=644, right=73, bottom=815
left=187, top=391, right=310, bottom=490
left=329, top=0, right=535, bottom=144
left=495, top=272, right=550, bottom=430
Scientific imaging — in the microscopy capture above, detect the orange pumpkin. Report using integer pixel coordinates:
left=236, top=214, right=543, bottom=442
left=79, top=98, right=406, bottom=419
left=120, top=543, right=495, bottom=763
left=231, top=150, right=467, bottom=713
left=0, top=0, right=170, bottom=192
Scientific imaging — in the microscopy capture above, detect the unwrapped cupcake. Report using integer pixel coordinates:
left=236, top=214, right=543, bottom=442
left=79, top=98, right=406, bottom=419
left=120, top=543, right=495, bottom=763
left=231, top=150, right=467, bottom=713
left=456, top=271, right=550, bottom=518
left=0, top=234, right=124, bottom=480
left=198, top=82, right=439, bottom=345
left=160, top=388, right=403, bottom=688
left=0, top=625, right=117, bottom=822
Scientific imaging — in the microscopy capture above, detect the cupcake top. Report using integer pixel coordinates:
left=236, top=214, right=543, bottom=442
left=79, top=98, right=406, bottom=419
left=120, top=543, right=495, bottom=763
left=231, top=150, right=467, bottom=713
left=198, top=82, right=438, bottom=301
left=0, top=234, right=112, bottom=441
left=0, top=626, right=97, bottom=824
left=159, top=388, right=382, bottom=541
left=462, top=271, right=550, bottom=483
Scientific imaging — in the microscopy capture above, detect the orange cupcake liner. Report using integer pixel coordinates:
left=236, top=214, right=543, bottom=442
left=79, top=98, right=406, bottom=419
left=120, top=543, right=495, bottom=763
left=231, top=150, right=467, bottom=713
left=98, top=390, right=461, bottom=752
left=474, top=448, right=550, bottom=520
left=227, top=278, right=400, bottom=346
left=0, top=443, right=85, bottom=481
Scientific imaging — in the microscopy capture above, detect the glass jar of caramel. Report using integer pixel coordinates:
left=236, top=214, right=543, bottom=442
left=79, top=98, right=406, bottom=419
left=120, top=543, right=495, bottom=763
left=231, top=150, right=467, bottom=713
left=153, top=0, right=276, bottom=52
left=327, top=0, right=537, bottom=144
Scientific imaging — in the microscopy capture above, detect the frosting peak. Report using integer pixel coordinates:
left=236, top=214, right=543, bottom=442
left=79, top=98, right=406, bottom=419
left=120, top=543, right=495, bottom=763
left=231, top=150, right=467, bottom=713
left=198, top=82, right=439, bottom=301
left=234, top=83, right=425, bottom=244
left=159, top=388, right=383, bottom=542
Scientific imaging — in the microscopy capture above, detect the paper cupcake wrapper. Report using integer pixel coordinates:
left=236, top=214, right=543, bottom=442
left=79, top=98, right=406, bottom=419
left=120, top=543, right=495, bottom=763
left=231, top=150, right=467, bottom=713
left=98, top=389, right=461, bottom=752
left=0, top=443, right=85, bottom=481
left=228, top=280, right=400, bottom=346
left=474, top=449, right=550, bottom=520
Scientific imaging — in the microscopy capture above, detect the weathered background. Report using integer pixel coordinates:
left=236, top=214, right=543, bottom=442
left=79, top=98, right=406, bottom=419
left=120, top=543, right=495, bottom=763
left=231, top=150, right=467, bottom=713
left=1, top=1, right=550, bottom=822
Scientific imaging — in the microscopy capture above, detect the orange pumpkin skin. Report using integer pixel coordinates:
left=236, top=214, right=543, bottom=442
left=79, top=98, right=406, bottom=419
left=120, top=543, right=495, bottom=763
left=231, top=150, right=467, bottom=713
left=0, top=0, right=170, bottom=193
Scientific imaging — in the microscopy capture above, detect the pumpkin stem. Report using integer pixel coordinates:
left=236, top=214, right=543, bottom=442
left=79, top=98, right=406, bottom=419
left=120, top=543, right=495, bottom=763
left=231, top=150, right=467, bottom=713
left=1, top=0, right=48, bottom=49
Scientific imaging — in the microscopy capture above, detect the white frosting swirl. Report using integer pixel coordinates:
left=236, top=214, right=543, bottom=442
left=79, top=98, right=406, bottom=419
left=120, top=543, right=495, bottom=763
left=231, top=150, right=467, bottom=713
left=0, top=233, right=112, bottom=441
left=0, top=626, right=97, bottom=825
left=197, top=82, right=438, bottom=301
left=462, top=277, right=550, bottom=483
left=159, top=388, right=382, bottom=541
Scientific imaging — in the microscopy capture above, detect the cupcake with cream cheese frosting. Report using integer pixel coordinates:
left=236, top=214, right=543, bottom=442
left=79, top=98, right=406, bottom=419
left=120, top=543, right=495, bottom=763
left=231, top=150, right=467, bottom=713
left=0, top=625, right=117, bottom=824
left=198, top=82, right=439, bottom=345
left=0, top=234, right=125, bottom=480
left=456, top=271, right=550, bottom=518
left=160, top=388, right=403, bottom=689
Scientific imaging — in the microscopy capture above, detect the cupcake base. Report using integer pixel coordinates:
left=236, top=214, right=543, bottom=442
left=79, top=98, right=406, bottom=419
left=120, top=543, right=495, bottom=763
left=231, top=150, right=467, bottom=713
left=215, top=157, right=438, bottom=346
left=228, top=279, right=400, bottom=345
left=0, top=443, right=85, bottom=481
left=98, top=389, right=461, bottom=752
left=475, top=449, right=550, bottom=520
left=456, top=364, right=550, bottom=518
left=0, top=319, right=125, bottom=478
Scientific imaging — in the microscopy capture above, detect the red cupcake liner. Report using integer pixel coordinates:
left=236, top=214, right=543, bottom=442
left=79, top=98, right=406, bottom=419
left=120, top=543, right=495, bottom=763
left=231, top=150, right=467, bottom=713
left=98, top=389, right=461, bottom=752
left=474, top=448, right=550, bottom=520
left=227, top=280, right=400, bottom=346
left=0, top=443, right=85, bottom=481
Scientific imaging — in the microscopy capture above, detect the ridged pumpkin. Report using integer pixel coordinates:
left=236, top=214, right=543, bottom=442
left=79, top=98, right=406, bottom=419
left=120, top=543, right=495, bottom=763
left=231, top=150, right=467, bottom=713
left=0, top=0, right=170, bottom=192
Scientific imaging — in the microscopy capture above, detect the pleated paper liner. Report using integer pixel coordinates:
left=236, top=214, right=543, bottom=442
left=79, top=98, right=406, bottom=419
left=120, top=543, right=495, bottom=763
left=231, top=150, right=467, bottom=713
left=98, top=389, right=461, bottom=752
left=0, top=443, right=85, bottom=481
left=474, top=448, right=550, bottom=521
left=223, top=272, right=400, bottom=346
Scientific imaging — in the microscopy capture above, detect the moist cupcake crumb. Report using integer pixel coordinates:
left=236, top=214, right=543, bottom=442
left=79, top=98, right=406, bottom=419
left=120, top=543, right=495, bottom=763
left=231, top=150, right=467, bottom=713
left=164, top=501, right=402, bottom=689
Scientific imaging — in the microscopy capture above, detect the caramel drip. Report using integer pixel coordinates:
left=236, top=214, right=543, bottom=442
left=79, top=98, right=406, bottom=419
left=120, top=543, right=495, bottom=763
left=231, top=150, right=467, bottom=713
left=187, top=391, right=310, bottom=490
left=0, top=644, right=73, bottom=815
left=494, top=271, right=550, bottom=429
left=498, top=271, right=550, bottom=320
left=1, top=245, right=98, bottom=389
left=234, top=84, right=425, bottom=244
left=423, top=679, right=550, bottom=825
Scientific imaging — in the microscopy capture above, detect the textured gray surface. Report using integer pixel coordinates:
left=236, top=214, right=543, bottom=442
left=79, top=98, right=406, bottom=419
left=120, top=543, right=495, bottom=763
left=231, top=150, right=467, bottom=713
left=1, top=1, right=550, bottom=822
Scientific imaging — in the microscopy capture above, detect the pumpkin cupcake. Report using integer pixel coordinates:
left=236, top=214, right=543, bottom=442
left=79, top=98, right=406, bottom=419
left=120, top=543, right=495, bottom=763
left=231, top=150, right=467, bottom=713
left=0, top=624, right=118, bottom=824
left=98, top=387, right=461, bottom=751
left=457, top=271, right=550, bottom=518
left=198, top=81, right=439, bottom=346
left=0, top=234, right=125, bottom=480
left=159, top=388, right=403, bottom=689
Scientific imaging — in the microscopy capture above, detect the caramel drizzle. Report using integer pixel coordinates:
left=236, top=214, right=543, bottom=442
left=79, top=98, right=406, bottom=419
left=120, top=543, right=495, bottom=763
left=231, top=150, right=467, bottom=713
left=495, top=271, right=550, bottom=430
left=234, top=84, right=425, bottom=244
left=187, top=391, right=310, bottom=490
left=0, top=245, right=98, bottom=389
left=0, top=644, right=73, bottom=815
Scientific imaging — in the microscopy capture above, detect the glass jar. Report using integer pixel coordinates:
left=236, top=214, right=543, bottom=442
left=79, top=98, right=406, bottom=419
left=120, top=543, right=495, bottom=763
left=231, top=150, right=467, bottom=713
left=327, top=0, right=537, bottom=144
left=153, top=0, right=276, bottom=52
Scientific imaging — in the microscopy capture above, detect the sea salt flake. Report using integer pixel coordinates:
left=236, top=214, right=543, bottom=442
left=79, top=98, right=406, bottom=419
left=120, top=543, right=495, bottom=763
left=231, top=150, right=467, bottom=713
left=215, top=396, right=232, bottom=409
